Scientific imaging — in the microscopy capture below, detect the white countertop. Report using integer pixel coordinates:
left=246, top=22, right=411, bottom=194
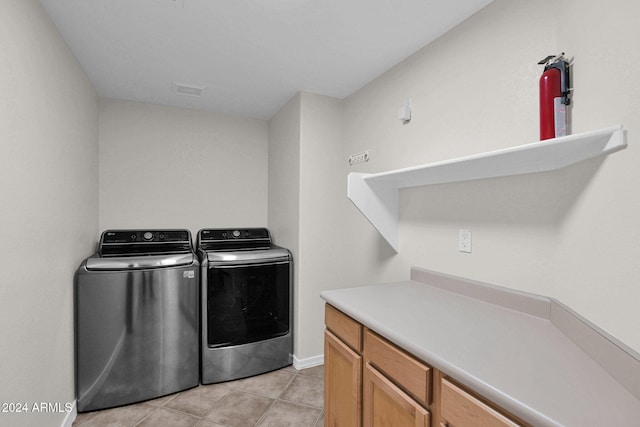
left=321, top=276, right=640, bottom=427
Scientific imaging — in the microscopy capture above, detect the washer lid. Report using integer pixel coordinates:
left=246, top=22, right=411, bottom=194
left=85, top=253, right=195, bottom=270
left=205, top=248, right=290, bottom=264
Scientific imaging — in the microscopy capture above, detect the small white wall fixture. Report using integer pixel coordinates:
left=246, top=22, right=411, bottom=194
left=348, top=125, right=627, bottom=252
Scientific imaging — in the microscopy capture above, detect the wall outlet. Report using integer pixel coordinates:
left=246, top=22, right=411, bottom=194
left=348, top=150, right=370, bottom=166
left=459, top=229, right=472, bottom=253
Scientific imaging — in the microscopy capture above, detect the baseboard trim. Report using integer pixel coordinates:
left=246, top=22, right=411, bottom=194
left=61, top=401, right=76, bottom=427
left=293, top=354, right=324, bottom=370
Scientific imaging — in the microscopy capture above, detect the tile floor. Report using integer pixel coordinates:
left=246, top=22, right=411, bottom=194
left=73, top=365, right=324, bottom=427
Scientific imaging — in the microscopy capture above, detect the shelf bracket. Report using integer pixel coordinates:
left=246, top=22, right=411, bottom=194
left=348, top=173, right=399, bottom=251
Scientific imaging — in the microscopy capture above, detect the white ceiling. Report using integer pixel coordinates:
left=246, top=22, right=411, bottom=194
left=39, top=0, right=494, bottom=120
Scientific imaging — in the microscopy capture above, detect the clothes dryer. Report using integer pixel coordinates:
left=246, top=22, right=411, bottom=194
left=198, top=228, right=292, bottom=384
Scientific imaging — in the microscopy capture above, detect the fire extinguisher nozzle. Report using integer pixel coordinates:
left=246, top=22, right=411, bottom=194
left=538, top=55, right=556, bottom=65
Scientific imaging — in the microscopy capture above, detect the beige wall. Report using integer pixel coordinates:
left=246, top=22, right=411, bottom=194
left=341, top=0, right=640, bottom=353
left=297, top=93, right=344, bottom=360
left=554, top=0, right=640, bottom=353
left=267, top=95, right=302, bottom=358
left=268, top=93, right=345, bottom=362
left=4, top=0, right=639, bottom=421
left=0, top=1, right=99, bottom=426
left=268, top=94, right=301, bottom=254
left=99, top=98, right=269, bottom=232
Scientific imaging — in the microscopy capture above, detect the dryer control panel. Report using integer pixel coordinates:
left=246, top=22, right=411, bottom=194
left=198, top=228, right=271, bottom=251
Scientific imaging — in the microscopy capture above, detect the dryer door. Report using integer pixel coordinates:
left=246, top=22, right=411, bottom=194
left=206, top=261, right=290, bottom=348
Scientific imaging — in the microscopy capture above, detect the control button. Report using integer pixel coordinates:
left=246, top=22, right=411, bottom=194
left=232, top=230, right=241, bottom=238
left=130, top=234, right=137, bottom=241
left=143, top=232, right=154, bottom=241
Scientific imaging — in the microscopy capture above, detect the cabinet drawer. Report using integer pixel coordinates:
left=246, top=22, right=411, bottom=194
left=364, top=329, right=431, bottom=406
left=440, top=378, right=522, bottom=427
left=325, top=304, right=363, bottom=352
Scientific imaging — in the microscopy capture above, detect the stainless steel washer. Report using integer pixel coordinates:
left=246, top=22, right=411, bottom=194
left=198, top=228, right=292, bottom=384
left=75, top=229, right=199, bottom=412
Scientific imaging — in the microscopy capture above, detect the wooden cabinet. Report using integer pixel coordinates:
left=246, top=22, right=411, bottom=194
left=438, top=377, right=524, bottom=427
left=324, top=304, right=526, bottom=427
left=324, top=305, right=432, bottom=427
left=324, top=330, right=362, bottom=426
left=363, top=363, right=430, bottom=427
left=324, top=305, right=363, bottom=427
left=363, top=329, right=432, bottom=426
left=364, top=330, right=431, bottom=407
left=325, top=304, right=362, bottom=352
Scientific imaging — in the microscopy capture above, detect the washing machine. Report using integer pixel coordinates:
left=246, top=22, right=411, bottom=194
left=198, top=228, right=292, bottom=384
left=75, top=229, right=199, bottom=412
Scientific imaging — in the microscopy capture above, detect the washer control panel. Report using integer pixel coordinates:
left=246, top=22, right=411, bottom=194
left=102, top=230, right=190, bottom=244
left=99, top=229, right=193, bottom=256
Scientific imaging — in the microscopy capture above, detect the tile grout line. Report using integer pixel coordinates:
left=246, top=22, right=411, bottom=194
left=252, top=397, right=278, bottom=427
left=198, top=386, right=241, bottom=427
left=251, top=368, right=299, bottom=426
left=131, top=405, right=159, bottom=427
left=252, top=368, right=317, bottom=427
left=196, top=370, right=301, bottom=427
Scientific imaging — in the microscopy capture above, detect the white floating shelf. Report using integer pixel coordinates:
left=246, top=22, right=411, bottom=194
left=348, top=125, right=627, bottom=252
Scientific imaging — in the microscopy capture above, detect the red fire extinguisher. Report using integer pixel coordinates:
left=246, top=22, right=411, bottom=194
left=538, top=54, right=571, bottom=140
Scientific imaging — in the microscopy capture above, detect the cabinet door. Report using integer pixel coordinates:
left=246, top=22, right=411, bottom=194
left=363, top=363, right=430, bottom=427
left=324, top=330, right=362, bottom=427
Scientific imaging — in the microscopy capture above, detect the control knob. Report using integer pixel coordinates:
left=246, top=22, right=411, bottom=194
left=143, top=232, right=154, bottom=241
left=232, top=230, right=241, bottom=238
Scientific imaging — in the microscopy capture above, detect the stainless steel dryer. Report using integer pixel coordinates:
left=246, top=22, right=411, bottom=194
left=198, top=228, right=292, bottom=384
left=75, top=229, right=199, bottom=413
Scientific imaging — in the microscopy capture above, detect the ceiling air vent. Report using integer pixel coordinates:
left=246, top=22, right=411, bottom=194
left=173, top=82, right=205, bottom=97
